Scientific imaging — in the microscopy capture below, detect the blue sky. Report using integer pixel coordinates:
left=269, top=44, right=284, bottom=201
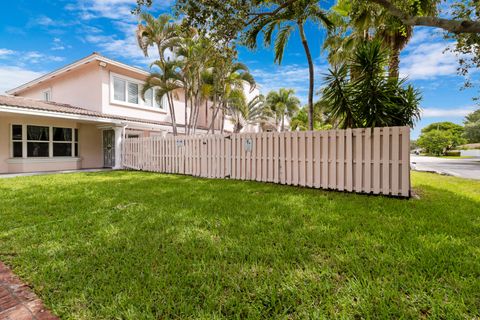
left=0, top=0, right=478, bottom=138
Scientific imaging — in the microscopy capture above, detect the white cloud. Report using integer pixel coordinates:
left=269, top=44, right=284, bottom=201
left=22, top=51, right=64, bottom=64
left=66, top=0, right=168, bottom=65
left=51, top=38, right=67, bottom=51
left=66, top=0, right=172, bottom=21
left=400, top=28, right=467, bottom=80
left=251, top=63, right=328, bottom=104
left=0, top=66, right=43, bottom=94
left=421, top=107, right=476, bottom=118
left=0, top=49, right=16, bottom=57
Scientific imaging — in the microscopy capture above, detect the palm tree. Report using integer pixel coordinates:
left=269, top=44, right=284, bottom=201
left=175, top=35, right=215, bottom=134
left=209, top=60, right=255, bottom=134
left=290, top=102, right=332, bottom=131
left=137, top=13, right=181, bottom=134
left=324, top=0, right=437, bottom=78
left=265, top=88, right=301, bottom=131
left=228, top=94, right=271, bottom=133
left=141, top=60, right=183, bottom=135
left=245, top=0, right=332, bottom=130
left=321, top=40, right=421, bottom=129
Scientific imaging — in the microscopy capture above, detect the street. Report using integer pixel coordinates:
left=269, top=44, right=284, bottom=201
left=411, top=155, right=480, bottom=180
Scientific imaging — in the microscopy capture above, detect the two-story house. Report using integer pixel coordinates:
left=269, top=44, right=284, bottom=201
left=0, top=53, right=227, bottom=174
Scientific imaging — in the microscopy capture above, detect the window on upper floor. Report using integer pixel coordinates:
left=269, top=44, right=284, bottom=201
left=111, top=74, right=166, bottom=110
left=43, top=90, right=51, bottom=102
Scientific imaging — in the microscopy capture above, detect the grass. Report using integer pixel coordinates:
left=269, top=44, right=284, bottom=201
left=0, top=171, right=479, bottom=319
left=418, top=153, right=476, bottom=159
left=434, top=156, right=476, bottom=159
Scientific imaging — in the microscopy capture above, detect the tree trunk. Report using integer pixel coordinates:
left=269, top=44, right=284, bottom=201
left=281, top=114, right=285, bottom=132
left=389, top=48, right=400, bottom=78
left=184, top=89, right=188, bottom=135
left=187, top=96, right=195, bottom=135
left=298, top=22, right=314, bottom=131
left=220, top=102, right=226, bottom=134
left=209, top=97, right=222, bottom=134
left=193, top=95, right=200, bottom=134
left=167, top=93, right=177, bottom=136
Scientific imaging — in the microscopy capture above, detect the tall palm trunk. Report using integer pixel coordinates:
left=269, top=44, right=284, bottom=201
left=281, top=114, right=285, bottom=132
left=220, top=102, right=226, bottom=134
left=167, top=93, right=177, bottom=136
left=184, top=89, right=188, bottom=135
left=298, top=22, right=314, bottom=131
left=209, top=96, right=219, bottom=134
left=389, top=48, right=400, bottom=78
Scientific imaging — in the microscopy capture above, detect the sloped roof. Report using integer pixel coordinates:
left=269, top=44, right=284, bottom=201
left=6, top=53, right=150, bottom=95
left=0, top=95, right=184, bottom=128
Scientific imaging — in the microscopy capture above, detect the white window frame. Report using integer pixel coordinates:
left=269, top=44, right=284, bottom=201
left=10, top=124, right=79, bottom=159
left=42, top=89, right=52, bottom=102
left=109, top=72, right=167, bottom=112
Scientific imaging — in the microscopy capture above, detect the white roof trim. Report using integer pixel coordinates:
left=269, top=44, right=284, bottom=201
left=6, top=53, right=150, bottom=95
left=0, top=105, right=167, bottom=131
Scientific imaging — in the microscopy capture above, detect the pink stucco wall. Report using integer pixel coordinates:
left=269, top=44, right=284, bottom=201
left=15, top=59, right=223, bottom=131
left=0, top=114, right=103, bottom=174
left=18, top=62, right=103, bottom=113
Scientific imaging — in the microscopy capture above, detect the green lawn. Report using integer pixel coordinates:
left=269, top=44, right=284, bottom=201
left=0, top=171, right=479, bottom=319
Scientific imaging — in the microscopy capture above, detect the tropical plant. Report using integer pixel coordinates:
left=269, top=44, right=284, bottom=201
left=210, top=60, right=256, bottom=133
left=321, top=40, right=421, bottom=129
left=137, top=13, right=256, bottom=135
left=137, top=0, right=480, bottom=101
left=228, top=94, right=271, bottom=133
left=324, top=0, right=438, bottom=78
left=290, top=106, right=333, bottom=131
left=141, top=60, right=183, bottom=135
left=137, top=13, right=181, bottom=134
left=265, top=89, right=301, bottom=131
left=244, top=0, right=332, bottom=130
left=464, top=109, right=480, bottom=143
left=175, top=34, right=215, bottom=134
left=291, top=100, right=333, bottom=131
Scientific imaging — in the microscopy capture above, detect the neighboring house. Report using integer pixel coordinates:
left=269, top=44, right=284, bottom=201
left=0, top=53, right=227, bottom=174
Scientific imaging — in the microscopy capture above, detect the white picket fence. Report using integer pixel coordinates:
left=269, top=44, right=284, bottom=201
left=123, top=126, right=410, bottom=197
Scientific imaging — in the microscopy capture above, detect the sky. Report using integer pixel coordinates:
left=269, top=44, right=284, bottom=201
left=0, top=0, right=478, bottom=139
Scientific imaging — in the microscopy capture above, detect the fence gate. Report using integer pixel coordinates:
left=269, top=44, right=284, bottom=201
left=123, top=127, right=411, bottom=197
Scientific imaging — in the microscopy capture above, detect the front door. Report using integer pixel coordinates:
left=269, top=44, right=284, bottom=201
left=103, top=130, right=115, bottom=168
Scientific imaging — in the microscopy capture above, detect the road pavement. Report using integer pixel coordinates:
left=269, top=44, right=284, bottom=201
left=411, top=155, right=480, bottom=180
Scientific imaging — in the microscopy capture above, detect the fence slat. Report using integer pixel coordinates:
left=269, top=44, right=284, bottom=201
left=382, top=127, right=391, bottom=195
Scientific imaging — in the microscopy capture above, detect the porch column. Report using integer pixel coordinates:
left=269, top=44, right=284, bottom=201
left=113, top=126, right=123, bottom=169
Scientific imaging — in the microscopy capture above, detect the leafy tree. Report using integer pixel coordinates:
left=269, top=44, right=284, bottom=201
left=137, top=13, right=256, bottom=135
left=321, top=40, right=421, bottom=129
left=463, top=109, right=480, bottom=143
left=137, top=13, right=181, bottom=134
left=417, top=130, right=456, bottom=156
left=135, top=0, right=480, bottom=99
left=421, top=122, right=466, bottom=147
left=290, top=105, right=332, bottom=131
left=228, top=94, right=271, bottom=133
left=265, top=89, right=301, bottom=131
left=244, top=0, right=332, bottom=130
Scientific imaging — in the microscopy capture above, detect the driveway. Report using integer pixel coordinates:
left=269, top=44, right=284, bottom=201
left=411, top=155, right=480, bottom=180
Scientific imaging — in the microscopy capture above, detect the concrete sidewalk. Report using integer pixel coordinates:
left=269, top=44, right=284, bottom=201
left=0, top=168, right=112, bottom=179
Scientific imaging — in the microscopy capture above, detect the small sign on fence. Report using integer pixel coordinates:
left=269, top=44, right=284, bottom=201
left=244, top=138, right=253, bottom=152
left=176, top=139, right=185, bottom=147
